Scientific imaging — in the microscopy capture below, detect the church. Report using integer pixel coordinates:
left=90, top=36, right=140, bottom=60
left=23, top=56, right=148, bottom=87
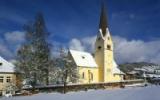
left=68, top=5, right=124, bottom=83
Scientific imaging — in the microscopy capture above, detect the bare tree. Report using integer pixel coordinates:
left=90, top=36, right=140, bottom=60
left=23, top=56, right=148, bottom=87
left=56, top=48, right=79, bottom=93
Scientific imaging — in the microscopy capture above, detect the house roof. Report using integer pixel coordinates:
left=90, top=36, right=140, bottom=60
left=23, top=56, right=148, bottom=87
left=69, top=50, right=98, bottom=68
left=0, top=56, right=15, bottom=73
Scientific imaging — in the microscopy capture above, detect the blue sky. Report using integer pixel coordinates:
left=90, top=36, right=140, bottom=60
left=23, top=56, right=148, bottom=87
left=0, top=0, right=160, bottom=64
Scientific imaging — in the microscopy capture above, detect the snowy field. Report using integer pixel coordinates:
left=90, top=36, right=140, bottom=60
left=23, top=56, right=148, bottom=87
left=1, top=86, right=160, bottom=100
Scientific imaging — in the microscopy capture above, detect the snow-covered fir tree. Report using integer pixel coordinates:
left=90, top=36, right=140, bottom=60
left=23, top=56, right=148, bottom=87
left=16, top=13, right=52, bottom=86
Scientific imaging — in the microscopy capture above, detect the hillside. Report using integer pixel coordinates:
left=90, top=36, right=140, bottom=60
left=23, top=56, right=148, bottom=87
left=118, top=62, right=158, bottom=73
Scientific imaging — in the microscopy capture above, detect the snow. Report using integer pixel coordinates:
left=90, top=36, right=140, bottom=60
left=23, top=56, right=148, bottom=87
left=0, top=56, right=15, bottom=73
left=69, top=50, right=97, bottom=68
left=1, top=86, right=160, bottom=100
left=112, top=60, right=125, bottom=75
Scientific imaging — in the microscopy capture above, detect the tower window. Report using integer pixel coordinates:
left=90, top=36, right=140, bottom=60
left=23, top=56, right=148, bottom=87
left=107, top=45, right=111, bottom=50
left=108, top=37, right=110, bottom=40
left=0, top=63, right=2, bottom=66
left=98, top=46, right=101, bottom=50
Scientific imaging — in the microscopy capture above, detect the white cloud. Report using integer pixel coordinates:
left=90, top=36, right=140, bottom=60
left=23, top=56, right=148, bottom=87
left=0, top=31, right=25, bottom=60
left=69, top=35, right=160, bottom=64
left=82, top=36, right=96, bottom=52
left=1, top=30, right=160, bottom=65
left=113, top=36, right=160, bottom=64
left=0, top=43, right=13, bottom=58
left=69, top=38, right=85, bottom=51
left=4, top=31, right=25, bottom=43
left=69, top=36, right=96, bottom=52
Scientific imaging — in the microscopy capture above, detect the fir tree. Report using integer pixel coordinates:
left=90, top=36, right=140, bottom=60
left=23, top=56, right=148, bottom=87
left=16, top=13, right=51, bottom=86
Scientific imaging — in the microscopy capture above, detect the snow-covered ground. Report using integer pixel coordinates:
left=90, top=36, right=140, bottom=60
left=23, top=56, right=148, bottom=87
left=1, top=86, right=160, bottom=100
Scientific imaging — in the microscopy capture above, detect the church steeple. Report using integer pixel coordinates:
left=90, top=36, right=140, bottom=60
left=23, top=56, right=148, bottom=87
left=99, top=3, right=108, bottom=36
left=95, top=2, right=124, bottom=83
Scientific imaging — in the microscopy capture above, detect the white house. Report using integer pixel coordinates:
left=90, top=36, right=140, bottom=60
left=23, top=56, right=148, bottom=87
left=0, top=56, right=17, bottom=96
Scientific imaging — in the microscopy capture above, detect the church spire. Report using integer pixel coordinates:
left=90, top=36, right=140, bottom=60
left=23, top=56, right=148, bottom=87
left=99, top=3, right=108, bottom=36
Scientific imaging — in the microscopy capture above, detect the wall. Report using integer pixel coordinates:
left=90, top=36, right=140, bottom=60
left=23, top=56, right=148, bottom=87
left=78, top=67, right=99, bottom=83
left=0, top=73, right=16, bottom=96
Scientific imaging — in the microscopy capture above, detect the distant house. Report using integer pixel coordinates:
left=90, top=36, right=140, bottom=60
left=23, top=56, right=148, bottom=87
left=124, top=71, right=139, bottom=80
left=154, top=68, right=160, bottom=74
left=124, top=65, right=160, bottom=84
left=0, top=56, right=17, bottom=96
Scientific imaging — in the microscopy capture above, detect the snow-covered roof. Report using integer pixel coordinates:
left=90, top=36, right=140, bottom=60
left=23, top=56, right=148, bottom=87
left=112, top=60, right=125, bottom=75
left=0, top=56, right=15, bottom=73
left=127, top=71, right=138, bottom=75
left=69, top=50, right=98, bottom=68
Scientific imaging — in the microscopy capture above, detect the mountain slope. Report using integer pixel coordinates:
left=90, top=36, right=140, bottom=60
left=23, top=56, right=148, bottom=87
left=118, top=62, right=158, bottom=73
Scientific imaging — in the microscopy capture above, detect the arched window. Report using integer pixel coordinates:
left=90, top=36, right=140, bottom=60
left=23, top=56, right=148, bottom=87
left=82, top=72, right=85, bottom=79
left=90, top=73, right=93, bottom=81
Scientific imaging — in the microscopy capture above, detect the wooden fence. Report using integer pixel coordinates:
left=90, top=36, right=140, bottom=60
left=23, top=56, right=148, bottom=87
left=23, top=79, right=144, bottom=93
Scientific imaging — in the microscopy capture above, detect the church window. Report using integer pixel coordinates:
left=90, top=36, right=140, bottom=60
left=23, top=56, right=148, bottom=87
left=0, top=76, right=4, bottom=83
left=98, top=46, right=101, bottom=50
left=0, top=63, right=2, bottom=66
left=82, top=72, right=85, bottom=79
left=90, top=73, right=93, bottom=81
left=107, top=45, right=111, bottom=50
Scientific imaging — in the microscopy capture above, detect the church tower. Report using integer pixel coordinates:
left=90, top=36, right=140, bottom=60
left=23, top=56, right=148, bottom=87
left=95, top=4, right=116, bottom=82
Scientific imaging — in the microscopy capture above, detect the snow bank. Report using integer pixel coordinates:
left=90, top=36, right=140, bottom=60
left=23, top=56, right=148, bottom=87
left=1, top=86, right=160, bottom=100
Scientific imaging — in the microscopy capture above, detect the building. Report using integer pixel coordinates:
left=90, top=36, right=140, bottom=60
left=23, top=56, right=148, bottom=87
left=124, top=71, right=138, bottom=80
left=69, top=5, right=124, bottom=84
left=0, top=56, right=16, bottom=96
